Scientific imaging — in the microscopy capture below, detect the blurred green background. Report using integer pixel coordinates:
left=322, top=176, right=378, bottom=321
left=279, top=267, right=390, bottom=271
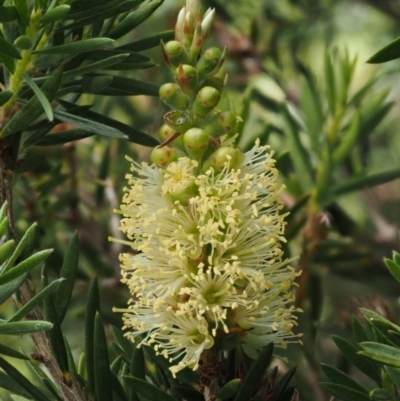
left=1, top=0, right=400, bottom=399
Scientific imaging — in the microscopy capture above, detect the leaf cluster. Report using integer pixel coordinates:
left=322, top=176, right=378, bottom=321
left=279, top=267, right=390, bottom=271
left=321, top=252, right=400, bottom=401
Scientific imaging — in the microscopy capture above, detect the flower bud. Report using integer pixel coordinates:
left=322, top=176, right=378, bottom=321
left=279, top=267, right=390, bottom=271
left=159, top=83, right=189, bottom=110
left=175, top=7, right=186, bottom=43
left=150, top=146, right=184, bottom=168
left=183, top=128, right=209, bottom=159
left=203, top=68, right=228, bottom=91
left=203, top=111, right=237, bottom=138
left=201, top=8, right=215, bottom=41
left=159, top=124, right=185, bottom=149
left=202, top=147, right=245, bottom=173
left=189, top=23, right=203, bottom=61
left=196, top=47, right=222, bottom=75
left=164, top=111, right=194, bottom=133
left=174, top=64, right=199, bottom=96
left=161, top=40, right=190, bottom=67
left=14, top=35, right=32, bottom=50
left=192, top=86, right=221, bottom=117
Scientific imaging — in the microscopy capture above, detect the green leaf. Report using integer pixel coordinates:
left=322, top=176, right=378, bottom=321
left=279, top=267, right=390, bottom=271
left=0, top=35, right=21, bottom=59
left=53, top=109, right=127, bottom=139
left=332, top=335, right=381, bottom=383
left=82, top=75, right=114, bottom=93
left=88, top=75, right=160, bottom=97
left=58, top=102, right=159, bottom=147
left=332, top=168, right=400, bottom=197
left=123, top=376, right=177, bottom=401
left=353, top=316, right=370, bottom=343
left=33, top=129, right=95, bottom=146
left=233, top=343, right=274, bottom=401
left=64, top=336, right=82, bottom=387
left=384, top=366, right=400, bottom=388
left=85, top=278, right=100, bottom=397
left=0, top=68, right=63, bottom=137
left=13, top=0, right=30, bottom=26
left=109, top=0, right=164, bottom=39
left=60, top=0, right=144, bottom=31
left=321, top=364, right=368, bottom=394
left=367, top=36, right=400, bottom=63
left=3, top=223, right=37, bottom=272
left=40, top=5, right=70, bottom=25
left=369, top=387, right=395, bottom=400
left=0, top=89, right=13, bottom=106
left=43, top=293, right=70, bottom=374
left=110, top=326, right=134, bottom=360
left=33, top=38, right=114, bottom=54
left=63, top=53, right=130, bottom=77
left=314, top=142, right=332, bottom=205
left=117, top=30, right=174, bottom=52
left=23, top=73, right=54, bottom=121
left=218, top=379, right=241, bottom=400
left=359, top=342, right=400, bottom=368
left=320, top=383, right=370, bottom=401
left=7, top=278, right=63, bottom=323
left=111, top=354, right=123, bottom=375
left=0, top=239, right=15, bottom=266
left=393, top=251, right=400, bottom=266
left=0, top=320, right=53, bottom=335
left=94, top=313, right=113, bottom=401
left=0, top=274, right=27, bottom=304
left=281, top=104, right=314, bottom=192
left=111, top=371, right=129, bottom=401
left=332, top=113, right=361, bottom=165
left=171, top=385, right=203, bottom=401
left=0, top=249, right=53, bottom=286
left=360, top=308, right=400, bottom=336
left=0, top=343, right=30, bottom=360
left=0, top=357, right=51, bottom=401
left=0, top=202, right=7, bottom=220
left=0, top=217, right=8, bottom=238
left=0, top=371, right=33, bottom=399
left=271, top=366, right=297, bottom=401
left=0, top=6, right=18, bottom=22
left=55, top=233, right=79, bottom=323
left=67, top=0, right=143, bottom=21
left=324, top=52, right=336, bottom=114
left=130, top=345, right=145, bottom=380
left=385, top=258, right=400, bottom=284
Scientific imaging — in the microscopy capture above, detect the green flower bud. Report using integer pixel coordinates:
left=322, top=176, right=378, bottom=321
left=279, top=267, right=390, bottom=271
left=196, top=47, right=222, bottom=75
left=183, top=128, right=209, bottom=159
left=189, top=23, right=203, bottom=61
left=164, top=111, right=194, bottom=133
left=162, top=40, right=190, bottom=67
left=150, top=146, right=184, bottom=168
left=202, top=147, right=245, bottom=173
left=174, top=64, right=199, bottom=96
left=192, top=86, right=221, bottom=117
left=203, top=111, right=237, bottom=138
left=159, top=124, right=185, bottom=149
left=14, top=36, right=32, bottom=50
left=203, top=68, right=228, bottom=91
left=159, top=83, right=189, bottom=110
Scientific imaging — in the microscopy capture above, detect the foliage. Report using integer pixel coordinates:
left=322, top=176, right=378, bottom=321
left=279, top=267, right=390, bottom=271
left=0, top=0, right=399, bottom=400
left=321, top=252, right=400, bottom=401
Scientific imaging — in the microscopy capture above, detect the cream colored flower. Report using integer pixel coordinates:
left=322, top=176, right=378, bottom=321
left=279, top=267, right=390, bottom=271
left=114, top=141, right=300, bottom=375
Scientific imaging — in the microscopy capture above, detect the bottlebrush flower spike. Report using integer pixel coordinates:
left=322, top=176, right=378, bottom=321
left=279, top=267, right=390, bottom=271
left=114, top=142, right=301, bottom=375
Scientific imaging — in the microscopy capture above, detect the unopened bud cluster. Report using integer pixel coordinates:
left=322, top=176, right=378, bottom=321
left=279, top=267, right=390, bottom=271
left=153, top=0, right=239, bottom=169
